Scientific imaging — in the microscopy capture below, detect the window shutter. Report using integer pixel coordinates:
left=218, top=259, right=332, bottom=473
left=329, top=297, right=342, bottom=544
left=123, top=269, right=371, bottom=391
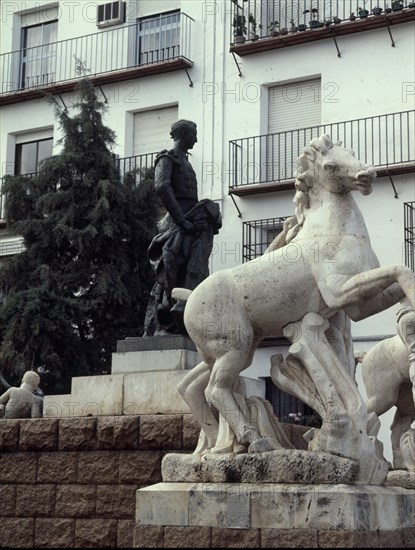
left=15, top=128, right=53, bottom=144
left=268, top=79, right=321, bottom=133
left=267, top=79, right=321, bottom=181
left=21, top=4, right=59, bottom=27
left=133, top=106, right=178, bottom=156
left=137, top=0, right=181, bottom=18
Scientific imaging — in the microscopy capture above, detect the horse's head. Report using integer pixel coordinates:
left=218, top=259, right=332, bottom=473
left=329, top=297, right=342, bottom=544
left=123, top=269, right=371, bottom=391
left=296, top=134, right=377, bottom=197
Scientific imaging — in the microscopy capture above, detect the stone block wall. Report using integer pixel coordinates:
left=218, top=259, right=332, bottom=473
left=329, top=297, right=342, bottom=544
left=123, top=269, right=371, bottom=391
left=133, top=525, right=415, bottom=548
left=0, top=414, right=203, bottom=548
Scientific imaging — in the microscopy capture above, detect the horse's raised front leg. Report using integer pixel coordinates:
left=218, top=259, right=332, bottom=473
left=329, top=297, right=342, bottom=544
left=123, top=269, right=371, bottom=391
left=319, top=265, right=414, bottom=319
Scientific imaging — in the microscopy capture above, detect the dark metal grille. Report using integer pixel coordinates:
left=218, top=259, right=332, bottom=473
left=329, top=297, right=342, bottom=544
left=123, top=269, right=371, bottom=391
left=242, top=216, right=288, bottom=262
left=265, top=377, right=316, bottom=423
left=404, top=201, right=415, bottom=271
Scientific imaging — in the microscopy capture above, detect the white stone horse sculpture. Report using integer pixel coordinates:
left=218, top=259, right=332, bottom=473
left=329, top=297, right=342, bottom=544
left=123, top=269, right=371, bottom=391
left=174, top=135, right=414, bottom=482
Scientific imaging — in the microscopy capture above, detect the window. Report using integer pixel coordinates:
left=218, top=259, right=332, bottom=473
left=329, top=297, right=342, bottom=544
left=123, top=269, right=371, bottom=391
left=242, top=217, right=288, bottom=262
left=265, top=377, right=318, bottom=425
left=97, top=1, right=125, bottom=28
left=15, top=138, right=53, bottom=176
left=404, top=201, right=415, bottom=271
left=137, top=12, right=180, bottom=65
left=20, top=20, right=58, bottom=89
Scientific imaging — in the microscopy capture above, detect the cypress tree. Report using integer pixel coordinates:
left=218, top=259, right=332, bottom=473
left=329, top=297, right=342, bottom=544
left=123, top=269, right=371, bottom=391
left=0, top=78, right=157, bottom=394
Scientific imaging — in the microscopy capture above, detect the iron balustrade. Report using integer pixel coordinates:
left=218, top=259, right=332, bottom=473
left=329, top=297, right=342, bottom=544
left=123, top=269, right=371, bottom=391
left=0, top=239, right=25, bottom=257
left=230, top=0, right=414, bottom=43
left=242, top=216, right=288, bottom=262
left=229, top=110, right=415, bottom=189
left=404, top=201, right=415, bottom=271
left=0, top=12, right=192, bottom=95
left=115, top=152, right=157, bottom=184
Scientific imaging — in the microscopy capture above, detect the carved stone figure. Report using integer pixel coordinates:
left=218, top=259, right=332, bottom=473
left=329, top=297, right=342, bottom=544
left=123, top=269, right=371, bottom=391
left=358, top=298, right=415, bottom=471
left=143, top=120, right=221, bottom=337
left=173, top=134, right=414, bottom=484
left=0, top=371, right=43, bottom=419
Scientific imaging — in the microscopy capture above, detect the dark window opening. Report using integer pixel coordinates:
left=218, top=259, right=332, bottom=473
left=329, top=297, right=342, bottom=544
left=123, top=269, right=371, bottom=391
left=15, top=138, right=53, bottom=175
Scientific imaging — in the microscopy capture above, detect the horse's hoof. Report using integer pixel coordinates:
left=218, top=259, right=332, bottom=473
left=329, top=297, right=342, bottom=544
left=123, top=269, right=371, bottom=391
left=248, top=437, right=275, bottom=453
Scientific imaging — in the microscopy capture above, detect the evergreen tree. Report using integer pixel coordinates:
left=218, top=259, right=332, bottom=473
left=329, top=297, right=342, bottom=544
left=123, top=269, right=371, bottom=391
left=0, top=78, right=157, bottom=394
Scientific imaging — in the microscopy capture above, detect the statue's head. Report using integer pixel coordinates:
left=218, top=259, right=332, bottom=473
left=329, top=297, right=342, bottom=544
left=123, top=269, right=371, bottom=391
left=170, top=120, right=197, bottom=149
left=22, top=371, right=40, bottom=390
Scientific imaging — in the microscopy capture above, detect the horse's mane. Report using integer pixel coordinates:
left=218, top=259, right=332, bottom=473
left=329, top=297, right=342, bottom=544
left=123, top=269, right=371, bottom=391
left=293, top=134, right=334, bottom=225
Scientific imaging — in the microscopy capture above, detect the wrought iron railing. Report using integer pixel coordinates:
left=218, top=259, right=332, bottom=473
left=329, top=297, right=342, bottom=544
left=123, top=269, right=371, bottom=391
left=0, top=239, right=25, bottom=257
left=404, top=201, right=415, bottom=271
left=229, top=110, right=415, bottom=188
left=230, top=0, right=414, bottom=43
left=115, top=152, right=157, bottom=184
left=242, top=216, right=288, bottom=261
left=0, top=12, right=193, bottom=95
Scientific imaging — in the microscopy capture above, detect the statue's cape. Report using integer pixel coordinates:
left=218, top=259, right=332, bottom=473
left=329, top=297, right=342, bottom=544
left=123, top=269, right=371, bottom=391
left=148, top=199, right=222, bottom=293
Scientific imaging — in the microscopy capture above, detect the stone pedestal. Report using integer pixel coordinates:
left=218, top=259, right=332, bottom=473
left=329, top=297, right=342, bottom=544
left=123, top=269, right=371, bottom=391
left=135, top=481, right=415, bottom=533
left=43, top=336, right=265, bottom=418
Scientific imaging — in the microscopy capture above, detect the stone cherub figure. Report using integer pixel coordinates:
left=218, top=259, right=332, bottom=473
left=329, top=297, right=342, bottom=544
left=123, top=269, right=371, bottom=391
left=0, top=371, right=43, bottom=419
left=358, top=298, right=415, bottom=471
left=143, top=119, right=222, bottom=336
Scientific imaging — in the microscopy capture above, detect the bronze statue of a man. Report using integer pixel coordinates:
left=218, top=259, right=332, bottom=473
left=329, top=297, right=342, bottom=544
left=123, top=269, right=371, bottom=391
left=143, top=120, right=221, bottom=336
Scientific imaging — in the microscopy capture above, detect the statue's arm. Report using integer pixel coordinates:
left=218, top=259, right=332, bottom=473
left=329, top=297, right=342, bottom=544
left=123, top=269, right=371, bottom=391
left=0, top=388, right=12, bottom=405
left=155, top=157, right=190, bottom=229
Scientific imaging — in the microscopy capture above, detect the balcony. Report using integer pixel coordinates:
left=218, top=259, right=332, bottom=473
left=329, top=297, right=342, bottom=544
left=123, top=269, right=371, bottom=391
left=229, top=110, right=415, bottom=195
left=404, top=201, right=414, bottom=271
left=230, top=0, right=415, bottom=56
left=0, top=12, right=193, bottom=106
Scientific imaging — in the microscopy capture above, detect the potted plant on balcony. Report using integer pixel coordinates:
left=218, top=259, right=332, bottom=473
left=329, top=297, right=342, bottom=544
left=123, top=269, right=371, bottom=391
left=372, top=6, right=383, bottom=15
left=349, top=12, right=357, bottom=20
left=357, top=5, right=369, bottom=18
left=303, top=7, right=322, bottom=28
left=409, top=2, right=415, bottom=9
left=268, top=20, right=280, bottom=36
left=391, top=0, right=404, bottom=10
left=232, top=13, right=247, bottom=43
left=289, top=19, right=298, bottom=32
left=248, top=14, right=262, bottom=40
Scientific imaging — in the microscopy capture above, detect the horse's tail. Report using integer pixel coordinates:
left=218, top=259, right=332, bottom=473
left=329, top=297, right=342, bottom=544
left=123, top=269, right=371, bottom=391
left=172, top=288, right=193, bottom=301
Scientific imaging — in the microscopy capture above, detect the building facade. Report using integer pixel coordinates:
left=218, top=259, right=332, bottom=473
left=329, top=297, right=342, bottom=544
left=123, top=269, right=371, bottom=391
left=0, top=0, right=414, bottom=455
